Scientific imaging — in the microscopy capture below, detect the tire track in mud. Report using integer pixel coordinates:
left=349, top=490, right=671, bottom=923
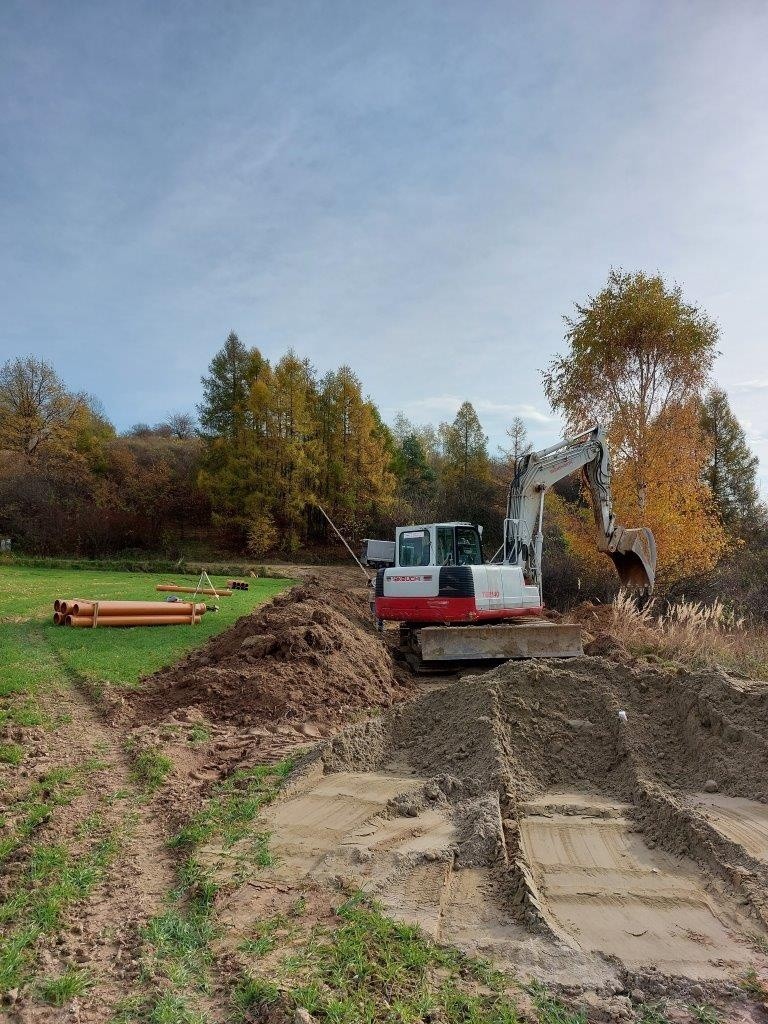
left=3, top=639, right=178, bottom=1024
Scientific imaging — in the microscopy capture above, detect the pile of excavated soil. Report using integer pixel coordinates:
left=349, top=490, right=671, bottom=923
left=327, top=656, right=768, bottom=803
left=312, top=656, right=768, bottom=1005
left=122, top=580, right=412, bottom=728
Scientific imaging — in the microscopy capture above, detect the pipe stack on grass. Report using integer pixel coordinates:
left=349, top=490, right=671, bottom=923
left=52, top=599, right=207, bottom=627
left=156, top=583, right=232, bottom=597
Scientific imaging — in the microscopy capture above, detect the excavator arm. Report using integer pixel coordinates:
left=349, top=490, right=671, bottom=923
left=505, top=426, right=656, bottom=598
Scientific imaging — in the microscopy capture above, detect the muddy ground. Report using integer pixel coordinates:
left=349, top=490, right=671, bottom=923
left=4, top=568, right=768, bottom=1022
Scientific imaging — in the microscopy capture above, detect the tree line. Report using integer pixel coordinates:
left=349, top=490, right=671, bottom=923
left=0, top=270, right=764, bottom=608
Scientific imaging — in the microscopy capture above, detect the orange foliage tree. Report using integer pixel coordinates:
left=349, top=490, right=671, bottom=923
left=542, top=270, right=726, bottom=586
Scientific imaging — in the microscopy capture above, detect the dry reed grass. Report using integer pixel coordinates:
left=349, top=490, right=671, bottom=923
left=610, top=590, right=768, bottom=678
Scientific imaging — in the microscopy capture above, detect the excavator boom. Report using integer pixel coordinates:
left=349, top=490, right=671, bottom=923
left=507, top=425, right=656, bottom=596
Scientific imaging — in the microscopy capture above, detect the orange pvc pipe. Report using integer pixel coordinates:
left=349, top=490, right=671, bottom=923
left=58, top=599, right=90, bottom=614
left=156, top=584, right=232, bottom=596
left=69, top=601, right=206, bottom=616
left=65, top=614, right=203, bottom=627
left=53, top=611, right=64, bottom=624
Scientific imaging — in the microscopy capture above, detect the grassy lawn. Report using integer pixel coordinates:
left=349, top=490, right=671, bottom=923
left=0, top=566, right=292, bottom=697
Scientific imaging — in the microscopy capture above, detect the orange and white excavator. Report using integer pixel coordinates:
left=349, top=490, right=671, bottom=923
left=372, top=425, right=656, bottom=667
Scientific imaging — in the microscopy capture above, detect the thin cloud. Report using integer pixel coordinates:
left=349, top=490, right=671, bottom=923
left=398, top=395, right=558, bottom=426
left=733, top=380, right=768, bottom=392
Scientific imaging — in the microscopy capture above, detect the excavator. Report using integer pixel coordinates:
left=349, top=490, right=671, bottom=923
left=373, top=425, right=656, bottom=668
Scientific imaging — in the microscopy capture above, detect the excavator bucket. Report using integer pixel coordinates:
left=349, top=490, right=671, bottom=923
left=604, top=526, right=657, bottom=591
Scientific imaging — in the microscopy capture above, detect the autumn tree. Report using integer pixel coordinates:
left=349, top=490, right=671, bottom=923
left=701, top=387, right=760, bottom=535
left=197, top=333, right=269, bottom=547
left=0, top=356, right=87, bottom=458
left=163, top=411, right=197, bottom=439
left=542, top=270, right=726, bottom=584
left=257, top=351, right=319, bottom=552
left=499, top=416, right=533, bottom=474
left=392, top=433, right=437, bottom=523
left=442, top=402, right=489, bottom=481
left=439, top=401, right=494, bottom=527
left=198, top=332, right=265, bottom=439
left=316, top=367, right=395, bottom=541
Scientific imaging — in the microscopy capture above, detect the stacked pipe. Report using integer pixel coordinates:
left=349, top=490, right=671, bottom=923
left=228, top=580, right=249, bottom=591
left=156, top=583, right=232, bottom=597
left=52, top=599, right=206, bottom=628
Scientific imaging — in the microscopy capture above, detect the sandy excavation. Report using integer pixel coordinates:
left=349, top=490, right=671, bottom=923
left=109, top=578, right=768, bottom=1019
left=232, top=640, right=768, bottom=1015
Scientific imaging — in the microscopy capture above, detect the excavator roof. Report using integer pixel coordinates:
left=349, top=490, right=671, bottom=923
left=399, top=522, right=476, bottom=530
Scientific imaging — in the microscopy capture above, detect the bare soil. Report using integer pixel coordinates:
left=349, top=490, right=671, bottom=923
left=6, top=570, right=768, bottom=1023
left=118, top=577, right=411, bottom=731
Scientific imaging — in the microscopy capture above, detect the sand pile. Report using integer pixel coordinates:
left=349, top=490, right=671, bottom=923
left=125, top=580, right=411, bottom=728
left=327, top=656, right=768, bottom=802
left=313, top=655, right=768, bottom=1000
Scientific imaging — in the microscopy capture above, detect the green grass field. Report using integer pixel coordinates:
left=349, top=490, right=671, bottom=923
left=0, top=566, right=292, bottom=709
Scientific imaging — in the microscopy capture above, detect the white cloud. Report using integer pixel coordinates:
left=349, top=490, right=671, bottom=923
left=395, top=395, right=558, bottom=426
left=732, top=380, right=768, bottom=392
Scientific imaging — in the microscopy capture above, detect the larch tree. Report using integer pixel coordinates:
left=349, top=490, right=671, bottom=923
left=316, top=367, right=394, bottom=541
left=198, top=331, right=265, bottom=439
left=542, top=270, right=726, bottom=583
left=266, top=352, right=320, bottom=552
left=499, top=415, right=532, bottom=476
left=701, top=387, right=760, bottom=535
left=442, top=402, right=490, bottom=483
left=197, top=332, right=269, bottom=547
left=440, top=401, right=494, bottom=527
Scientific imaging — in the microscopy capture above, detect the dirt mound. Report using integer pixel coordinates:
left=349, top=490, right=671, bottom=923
left=123, top=580, right=411, bottom=728
left=327, top=656, right=768, bottom=802
left=313, top=655, right=768, bottom=1002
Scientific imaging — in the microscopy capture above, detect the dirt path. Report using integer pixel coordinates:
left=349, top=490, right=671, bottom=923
left=3, top=659, right=179, bottom=1024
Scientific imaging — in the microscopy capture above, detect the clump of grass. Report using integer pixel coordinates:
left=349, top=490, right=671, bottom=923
left=0, top=828, right=122, bottom=992
left=740, top=967, right=768, bottom=999
left=187, top=724, right=211, bottom=745
left=130, top=749, right=173, bottom=794
left=111, top=991, right=209, bottom=1024
left=131, top=759, right=296, bottom=1020
left=690, top=1005, right=723, bottom=1023
left=526, top=980, right=587, bottom=1023
left=139, top=856, right=219, bottom=1015
left=238, top=916, right=289, bottom=959
left=0, top=701, right=46, bottom=729
left=232, top=894, right=523, bottom=1023
left=36, top=966, right=94, bottom=1005
left=171, top=758, right=294, bottom=849
left=0, top=742, right=25, bottom=765
left=611, top=591, right=768, bottom=676
left=635, top=1002, right=671, bottom=1024
left=0, top=766, right=80, bottom=864
left=76, top=812, right=104, bottom=838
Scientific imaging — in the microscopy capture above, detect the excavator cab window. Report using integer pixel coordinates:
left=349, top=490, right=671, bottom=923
left=399, top=529, right=431, bottom=567
left=455, top=526, right=483, bottom=566
left=437, top=526, right=454, bottom=565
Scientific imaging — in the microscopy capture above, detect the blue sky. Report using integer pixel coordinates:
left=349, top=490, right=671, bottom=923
left=2, top=2, right=768, bottom=487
